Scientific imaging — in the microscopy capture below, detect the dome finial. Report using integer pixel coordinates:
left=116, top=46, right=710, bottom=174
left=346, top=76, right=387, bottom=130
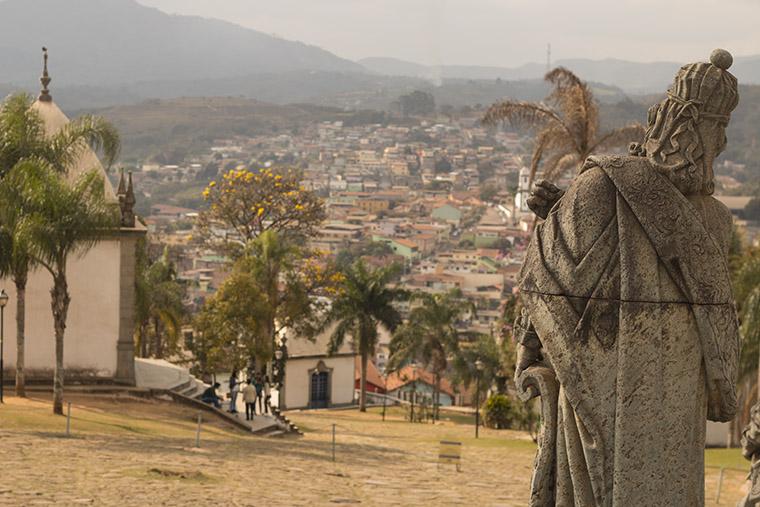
left=710, top=48, right=733, bottom=71
left=39, top=46, right=52, bottom=102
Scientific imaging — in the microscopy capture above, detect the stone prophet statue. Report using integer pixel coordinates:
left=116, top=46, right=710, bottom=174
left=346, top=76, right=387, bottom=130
left=514, top=49, right=740, bottom=506
left=739, top=403, right=760, bottom=507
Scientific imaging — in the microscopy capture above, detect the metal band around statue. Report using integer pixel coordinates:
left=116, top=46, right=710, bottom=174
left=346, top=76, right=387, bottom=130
left=515, top=49, right=740, bottom=507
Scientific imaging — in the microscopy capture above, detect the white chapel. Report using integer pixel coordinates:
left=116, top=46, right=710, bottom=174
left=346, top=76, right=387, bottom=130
left=0, top=51, right=145, bottom=385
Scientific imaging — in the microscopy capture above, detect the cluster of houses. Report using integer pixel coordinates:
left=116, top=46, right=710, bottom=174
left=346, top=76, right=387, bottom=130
left=132, top=118, right=539, bottom=409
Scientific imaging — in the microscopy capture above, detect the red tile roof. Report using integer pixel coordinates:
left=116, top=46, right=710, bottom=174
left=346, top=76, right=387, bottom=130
left=354, top=357, right=385, bottom=389
left=385, top=365, right=456, bottom=396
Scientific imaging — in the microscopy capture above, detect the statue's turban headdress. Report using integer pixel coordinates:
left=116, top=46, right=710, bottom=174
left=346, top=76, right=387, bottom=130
left=637, top=49, right=739, bottom=195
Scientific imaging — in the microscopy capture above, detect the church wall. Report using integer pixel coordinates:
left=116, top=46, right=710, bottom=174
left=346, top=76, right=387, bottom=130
left=1, top=238, right=122, bottom=380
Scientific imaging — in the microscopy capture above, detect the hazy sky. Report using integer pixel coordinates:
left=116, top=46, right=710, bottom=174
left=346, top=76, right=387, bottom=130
left=137, top=0, right=760, bottom=67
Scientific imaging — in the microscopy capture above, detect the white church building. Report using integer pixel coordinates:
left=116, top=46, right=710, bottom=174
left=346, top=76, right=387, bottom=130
left=0, top=53, right=145, bottom=385
left=514, top=166, right=531, bottom=216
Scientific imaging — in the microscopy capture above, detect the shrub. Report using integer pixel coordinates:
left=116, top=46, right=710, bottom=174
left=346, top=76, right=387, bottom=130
left=483, top=394, right=523, bottom=429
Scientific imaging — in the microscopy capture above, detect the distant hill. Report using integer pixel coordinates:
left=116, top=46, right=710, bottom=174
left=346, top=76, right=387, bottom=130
left=80, top=97, right=393, bottom=161
left=360, top=55, right=760, bottom=94
left=0, top=0, right=362, bottom=90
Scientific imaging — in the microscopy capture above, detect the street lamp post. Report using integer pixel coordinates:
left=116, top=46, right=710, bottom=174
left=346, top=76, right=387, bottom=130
left=0, top=290, right=8, bottom=404
left=381, top=374, right=388, bottom=422
left=475, top=359, right=485, bottom=438
left=274, top=344, right=286, bottom=411
left=410, top=361, right=418, bottom=423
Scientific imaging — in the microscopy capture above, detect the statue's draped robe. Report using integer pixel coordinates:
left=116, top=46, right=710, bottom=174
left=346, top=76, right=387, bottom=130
left=519, top=156, right=740, bottom=506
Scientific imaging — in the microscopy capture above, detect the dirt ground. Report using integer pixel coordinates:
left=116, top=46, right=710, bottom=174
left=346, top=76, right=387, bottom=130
left=0, top=394, right=750, bottom=506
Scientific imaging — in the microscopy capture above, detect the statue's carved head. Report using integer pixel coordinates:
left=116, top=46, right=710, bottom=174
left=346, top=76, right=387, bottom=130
left=633, top=49, right=739, bottom=195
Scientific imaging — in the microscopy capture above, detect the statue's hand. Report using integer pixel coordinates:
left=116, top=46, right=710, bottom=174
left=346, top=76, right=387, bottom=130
left=527, top=180, right=565, bottom=219
left=513, top=309, right=542, bottom=378
left=516, top=343, right=542, bottom=379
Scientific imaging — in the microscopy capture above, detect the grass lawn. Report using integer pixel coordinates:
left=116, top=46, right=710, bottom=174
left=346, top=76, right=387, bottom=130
left=0, top=393, right=751, bottom=506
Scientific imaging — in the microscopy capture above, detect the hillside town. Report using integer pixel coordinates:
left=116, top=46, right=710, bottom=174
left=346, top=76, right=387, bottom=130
left=135, top=113, right=758, bottom=404
left=1, top=1, right=759, bottom=505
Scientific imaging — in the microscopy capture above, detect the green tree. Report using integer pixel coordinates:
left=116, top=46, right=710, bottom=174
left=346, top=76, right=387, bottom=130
left=0, top=93, right=119, bottom=398
left=399, top=90, right=435, bottom=116
left=195, top=230, right=338, bottom=376
left=388, top=291, right=471, bottom=420
left=2, top=160, right=118, bottom=414
left=733, top=247, right=760, bottom=393
left=135, top=245, right=186, bottom=359
left=322, top=260, right=406, bottom=411
left=482, top=68, right=644, bottom=186
left=451, top=333, right=505, bottom=395
left=479, top=184, right=499, bottom=202
left=0, top=228, right=33, bottom=397
left=193, top=269, right=267, bottom=375
left=745, top=197, right=760, bottom=222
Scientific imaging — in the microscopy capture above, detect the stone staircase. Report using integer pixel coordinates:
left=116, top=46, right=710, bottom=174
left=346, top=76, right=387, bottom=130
left=134, top=358, right=209, bottom=399
left=135, top=358, right=298, bottom=437
left=271, top=407, right=303, bottom=436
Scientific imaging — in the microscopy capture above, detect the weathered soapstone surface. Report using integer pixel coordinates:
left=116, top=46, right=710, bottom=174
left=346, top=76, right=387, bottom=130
left=514, top=49, right=741, bottom=506
left=739, top=403, right=760, bottom=507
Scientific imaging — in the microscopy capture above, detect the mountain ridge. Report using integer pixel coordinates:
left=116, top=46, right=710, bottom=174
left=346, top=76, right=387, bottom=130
left=0, top=0, right=363, bottom=88
left=359, top=55, right=760, bottom=93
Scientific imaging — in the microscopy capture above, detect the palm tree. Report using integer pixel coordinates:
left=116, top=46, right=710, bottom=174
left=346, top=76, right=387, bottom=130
left=135, top=246, right=185, bottom=358
left=0, top=93, right=120, bottom=177
left=0, top=227, right=34, bottom=397
left=388, top=291, right=470, bottom=420
left=482, top=68, right=644, bottom=186
left=451, top=333, right=505, bottom=395
left=0, top=93, right=119, bottom=397
left=3, top=160, right=118, bottom=414
left=322, top=260, right=406, bottom=411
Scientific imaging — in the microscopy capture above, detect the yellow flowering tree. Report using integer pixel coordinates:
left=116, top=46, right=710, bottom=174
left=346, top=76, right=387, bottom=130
left=198, top=167, right=325, bottom=250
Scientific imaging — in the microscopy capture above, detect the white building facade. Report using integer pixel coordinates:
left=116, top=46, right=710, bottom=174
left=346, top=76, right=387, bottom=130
left=0, top=65, right=143, bottom=385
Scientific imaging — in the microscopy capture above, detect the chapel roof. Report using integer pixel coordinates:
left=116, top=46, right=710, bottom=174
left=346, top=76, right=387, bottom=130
left=30, top=48, right=117, bottom=203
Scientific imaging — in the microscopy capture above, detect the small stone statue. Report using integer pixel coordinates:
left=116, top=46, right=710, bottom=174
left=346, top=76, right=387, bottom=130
left=739, top=404, right=760, bottom=507
left=116, top=169, right=136, bottom=228
left=515, top=49, right=740, bottom=506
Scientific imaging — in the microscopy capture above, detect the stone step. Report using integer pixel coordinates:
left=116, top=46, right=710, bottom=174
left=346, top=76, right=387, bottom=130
left=180, top=385, right=200, bottom=397
left=169, top=379, right=192, bottom=393
left=134, top=358, right=191, bottom=390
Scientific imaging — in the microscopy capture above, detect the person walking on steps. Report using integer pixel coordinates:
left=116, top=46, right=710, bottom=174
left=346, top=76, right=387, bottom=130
left=228, top=370, right=239, bottom=414
left=242, top=379, right=257, bottom=421
left=263, top=376, right=272, bottom=414
left=254, top=376, right=264, bottom=414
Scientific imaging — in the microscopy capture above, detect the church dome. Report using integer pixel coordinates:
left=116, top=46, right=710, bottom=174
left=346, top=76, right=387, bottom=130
left=30, top=48, right=117, bottom=203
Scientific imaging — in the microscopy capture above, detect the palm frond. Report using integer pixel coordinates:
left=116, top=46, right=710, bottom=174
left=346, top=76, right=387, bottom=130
left=0, top=94, right=46, bottom=177
left=4, top=160, right=118, bottom=275
left=545, top=67, right=599, bottom=155
left=481, top=101, right=563, bottom=128
left=47, top=115, right=121, bottom=171
left=528, top=125, right=576, bottom=185
left=590, top=123, right=646, bottom=153
left=327, top=314, right=353, bottom=355
left=541, top=152, right=580, bottom=182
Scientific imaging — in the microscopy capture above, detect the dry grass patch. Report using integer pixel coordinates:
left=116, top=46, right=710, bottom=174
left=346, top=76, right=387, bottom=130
left=0, top=395, right=751, bottom=506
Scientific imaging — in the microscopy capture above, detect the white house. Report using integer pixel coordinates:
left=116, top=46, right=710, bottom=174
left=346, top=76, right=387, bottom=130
left=0, top=55, right=144, bottom=385
left=279, top=325, right=356, bottom=410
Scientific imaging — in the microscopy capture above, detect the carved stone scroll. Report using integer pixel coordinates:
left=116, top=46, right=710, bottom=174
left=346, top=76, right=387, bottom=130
left=516, top=365, right=559, bottom=507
